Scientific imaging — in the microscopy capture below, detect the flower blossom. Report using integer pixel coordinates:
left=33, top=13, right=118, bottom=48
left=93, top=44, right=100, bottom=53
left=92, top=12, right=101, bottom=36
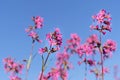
left=87, top=34, right=100, bottom=45
left=67, top=33, right=81, bottom=52
left=46, top=28, right=62, bottom=48
left=103, top=39, right=116, bottom=57
left=91, top=9, right=112, bottom=35
left=32, top=16, right=43, bottom=29
left=3, top=57, right=24, bottom=74
left=92, top=9, right=111, bottom=23
left=28, top=31, right=42, bottom=43
left=38, top=47, right=48, bottom=55
left=76, top=43, right=94, bottom=57
left=56, top=51, right=72, bottom=69
left=25, top=16, right=43, bottom=43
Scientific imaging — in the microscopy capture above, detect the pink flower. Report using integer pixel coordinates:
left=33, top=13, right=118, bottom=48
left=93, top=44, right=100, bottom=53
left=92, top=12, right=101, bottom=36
left=60, top=69, right=68, bottom=80
left=86, top=59, right=95, bottom=66
left=38, top=47, right=47, bottom=55
left=102, top=67, right=109, bottom=74
left=67, top=33, right=81, bottom=50
left=28, top=31, right=38, bottom=39
left=25, top=26, right=33, bottom=33
left=9, top=75, right=21, bottom=80
left=3, top=57, right=24, bottom=74
left=91, top=9, right=112, bottom=34
left=48, top=68, right=60, bottom=80
left=56, top=52, right=70, bottom=67
left=69, top=33, right=80, bottom=45
left=28, top=31, right=42, bottom=43
left=76, top=43, right=93, bottom=57
left=32, top=16, right=43, bottom=29
left=90, top=25, right=99, bottom=30
left=87, top=34, right=100, bottom=45
left=46, top=28, right=62, bottom=47
left=102, top=25, right=112, bottom=32
left=103, top=39, right=116, bottom=56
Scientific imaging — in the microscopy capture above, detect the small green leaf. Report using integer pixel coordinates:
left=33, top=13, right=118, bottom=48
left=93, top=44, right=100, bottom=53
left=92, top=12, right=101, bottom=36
left=26, top=55, right=32, bottom=70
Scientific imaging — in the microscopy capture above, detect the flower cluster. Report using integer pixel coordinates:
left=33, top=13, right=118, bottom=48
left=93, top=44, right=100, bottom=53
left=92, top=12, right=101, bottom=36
left=32, top=16, right=43, bottom=29
left=103, top=39, right=116, bottom=57
left=56, top=51, right=71, bottom=69
left=3, top=57, right=24, bottom=73
left=67, top=33, right=80, bottom=50
left=87, top=34, right=100, bottom=46
left=3, top=57, right=24, bottom=80
left=46, top=28, right=62, bottom=49
left=38, top=47, right=48, bottom=55
left=3, top=9, right=117, bottom=80
left=90, top=9, right=112, bottom=35
left=25, top=16, right=43, bottom=43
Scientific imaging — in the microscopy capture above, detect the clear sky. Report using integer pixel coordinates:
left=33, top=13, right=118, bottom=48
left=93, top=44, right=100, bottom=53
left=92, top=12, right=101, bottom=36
left=0, top=0, right=120, bottom=80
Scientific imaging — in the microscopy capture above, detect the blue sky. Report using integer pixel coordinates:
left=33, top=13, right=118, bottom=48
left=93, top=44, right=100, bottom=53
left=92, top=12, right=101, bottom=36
left=0, top=0, right=120, bottom=80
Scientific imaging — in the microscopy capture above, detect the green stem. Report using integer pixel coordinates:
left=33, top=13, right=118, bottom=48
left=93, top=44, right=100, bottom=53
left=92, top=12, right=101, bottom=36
left=99, top=32, right=104, bottom=80
left=25, top=41, right=34, bottom=80
left=40, top=45, right=52, bottom=80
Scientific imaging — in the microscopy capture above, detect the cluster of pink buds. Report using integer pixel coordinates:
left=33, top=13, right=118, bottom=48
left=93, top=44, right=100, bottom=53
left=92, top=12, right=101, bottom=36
left=32, top=16, right=43, bottom=29
left=38, top=28, right=62, bottom=55
left=46, top=28, right=62, bottom=51
left=86, top=34, right=100, bottom=46
left=25, top=16, right=43, bottom=43
left=3, top=57, right=24, bottom=80
left=90, top=9, right=112, bottom=35
left=103, top=39, right=116, bottom=57
left=67, top=33, right=80, bottom=50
